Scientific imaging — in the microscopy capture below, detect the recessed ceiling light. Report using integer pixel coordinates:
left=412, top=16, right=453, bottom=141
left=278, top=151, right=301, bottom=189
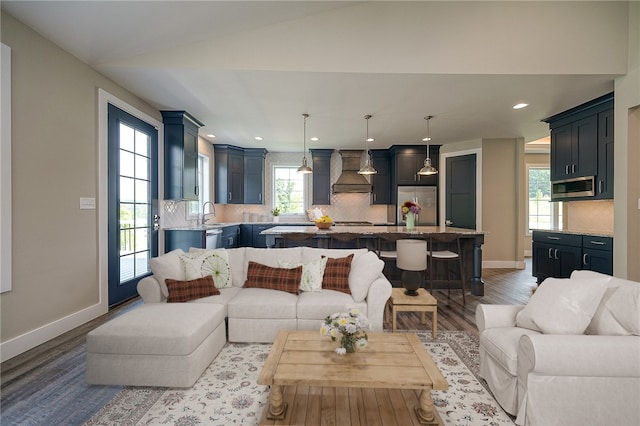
left=513, top=103, right=529, bottom=109
left=310, top=137, right=319, bottom=142
left=422, top=137, right=431, bottom=142
left=254, top=136, right=263, bottom=141
left=207, top=134, right=216, bottom=138
left=366, top=137, right=375, bottom=142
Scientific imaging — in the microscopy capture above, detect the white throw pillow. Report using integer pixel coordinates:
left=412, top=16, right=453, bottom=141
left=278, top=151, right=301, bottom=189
left=516, top=277, right=609, bottom=334
left=586, top=284, right=640, bottom=336
left=348, top=251, right=385, bottom=303
left=279, top=257, right=328, bottom=292
left=150, top=249, right=185, bottom=298
left=180, top=249, right=232, bottom=289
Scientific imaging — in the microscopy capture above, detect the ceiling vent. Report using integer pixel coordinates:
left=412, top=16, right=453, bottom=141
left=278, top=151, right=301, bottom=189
left=332, top=150, right=373, bottom=193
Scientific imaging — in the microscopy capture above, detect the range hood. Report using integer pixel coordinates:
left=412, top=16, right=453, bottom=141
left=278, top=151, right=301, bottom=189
left=332, top=150, right=372, bottom=193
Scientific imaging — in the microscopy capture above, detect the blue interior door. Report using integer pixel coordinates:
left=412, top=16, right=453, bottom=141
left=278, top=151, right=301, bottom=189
left=445, top=154, right=476, bottom=229
left=108, top=104, right=158, bottom=306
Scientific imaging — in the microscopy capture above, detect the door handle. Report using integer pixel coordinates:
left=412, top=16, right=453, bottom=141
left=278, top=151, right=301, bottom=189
left=583, top=253, right=589, bottom=266
left=153, top=214, right=160, bottom=231
left=554, top=249, right=559, bottom=260
left=548, top=248, right=553, bottom=259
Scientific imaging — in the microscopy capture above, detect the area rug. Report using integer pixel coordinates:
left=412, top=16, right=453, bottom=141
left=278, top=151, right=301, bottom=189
left=85, top=331, right=514, bottom=425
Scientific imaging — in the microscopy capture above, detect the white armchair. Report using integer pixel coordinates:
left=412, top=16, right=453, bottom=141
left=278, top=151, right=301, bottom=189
left=476, top=270, right=640, bottom=426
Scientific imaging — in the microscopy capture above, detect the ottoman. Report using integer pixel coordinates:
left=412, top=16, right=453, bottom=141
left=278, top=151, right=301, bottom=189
left=86, top=303, right=225, bottom=388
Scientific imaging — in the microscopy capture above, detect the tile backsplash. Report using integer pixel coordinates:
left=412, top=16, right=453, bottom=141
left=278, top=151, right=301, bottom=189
left=564, top=200, right=614, bottom=234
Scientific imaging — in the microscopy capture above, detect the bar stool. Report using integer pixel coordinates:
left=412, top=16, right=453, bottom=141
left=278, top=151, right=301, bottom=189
left=397, top=239, right=427, bottom=296
left=427, top=233, right=466, bottom=305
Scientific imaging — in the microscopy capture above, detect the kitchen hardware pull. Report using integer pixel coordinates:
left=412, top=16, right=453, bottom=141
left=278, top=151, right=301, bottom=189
left=583, top=253, right=589, bottom=265
left=599, top=180, right=603, bottom=193
left=228, top=192, right=232, bottom=201
left=554, top=249, right=559, bottom=260
left=589, top=241, right=606, bottom=245
left=548, top=248, right=553, bottom=259
left=565, top=165, right=570, bottom=175
left=547, top=236, right=560, bottom=240
left=572, top=164, right=576, bottom=174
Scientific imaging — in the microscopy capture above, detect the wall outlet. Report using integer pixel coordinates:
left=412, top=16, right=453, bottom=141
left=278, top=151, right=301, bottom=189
left=80, top=197, right=96, bottom=210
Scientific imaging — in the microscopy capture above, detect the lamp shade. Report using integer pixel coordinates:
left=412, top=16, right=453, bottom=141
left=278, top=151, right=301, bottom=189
left=396, top=239, right=427, bottom=271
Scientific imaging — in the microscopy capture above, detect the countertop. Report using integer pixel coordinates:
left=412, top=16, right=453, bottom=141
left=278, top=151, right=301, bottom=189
left=260, top=225, right=484, bottom=236
left=164, top=221, right=395, bottom=231
left=531, top=228, right=614, bottom=238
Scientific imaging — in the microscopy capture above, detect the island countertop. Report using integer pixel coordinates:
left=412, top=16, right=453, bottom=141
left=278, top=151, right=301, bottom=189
left=260, top=225, right=484, bottom=236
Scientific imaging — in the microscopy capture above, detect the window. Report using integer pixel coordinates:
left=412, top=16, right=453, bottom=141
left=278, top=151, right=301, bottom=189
left=188, top=154, right=210, bottom=216
left=527, top=166, right=562, bottom=232
left=273, top=166, right=306, bottom=215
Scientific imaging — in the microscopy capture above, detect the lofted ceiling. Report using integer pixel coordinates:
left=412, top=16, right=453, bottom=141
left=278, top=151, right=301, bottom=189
left=1, top=1, right=630, bottom=152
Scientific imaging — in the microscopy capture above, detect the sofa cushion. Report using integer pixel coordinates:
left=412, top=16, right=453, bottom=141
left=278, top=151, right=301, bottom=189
left=480, top=327, right=542, bottom=375
left=226, top=247, right=246, bottom=287
left=296, top=291, right=366, bottom=320
left=279, top=257, right=328, bottom=292
left=243, top=261, right=302, bottom=295
left=87, top=303, right=225, bottom=356
left=149, top=249, right=185, bottom=298
left=586, top=282, right=640, bottom=336
left=348, top=251, right=385, bottom=303
left=165, top=275, right=220, bottom=303
left=228, top=288, right=297, bottom=319
left=182, top=248, right=232, bottom=288
left=322, top=254, right=354, bottom=294
left=190, top=286, right=242, bottom=316
left=516, top=277, right=609, bottom=334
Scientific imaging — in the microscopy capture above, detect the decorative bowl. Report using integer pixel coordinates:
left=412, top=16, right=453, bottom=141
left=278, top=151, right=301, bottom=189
left=315, top=221, right=333, bottom=229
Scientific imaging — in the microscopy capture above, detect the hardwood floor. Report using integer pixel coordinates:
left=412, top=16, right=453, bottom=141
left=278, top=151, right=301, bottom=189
left=0, top=261, right=538, bottom=385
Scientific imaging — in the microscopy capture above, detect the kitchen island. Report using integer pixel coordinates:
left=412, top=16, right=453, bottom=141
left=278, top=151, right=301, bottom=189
left=261, top=226, right=485, bottom=296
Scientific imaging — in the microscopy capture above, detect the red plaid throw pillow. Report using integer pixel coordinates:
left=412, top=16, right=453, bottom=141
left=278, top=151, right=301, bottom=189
left=165, top=275, right=220, bottom=303
left=321, top=254, right=354, bottom=294
left=243, top=261, right=302, bottom=295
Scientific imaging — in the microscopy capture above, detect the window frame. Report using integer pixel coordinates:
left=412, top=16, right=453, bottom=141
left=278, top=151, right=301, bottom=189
left=526, top=164, right=562, bottom=236
left=272, top=164, right=309, bottom=218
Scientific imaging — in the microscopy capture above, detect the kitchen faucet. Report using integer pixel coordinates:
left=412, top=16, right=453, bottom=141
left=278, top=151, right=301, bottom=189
left=200, top=201, right=216, bottom=225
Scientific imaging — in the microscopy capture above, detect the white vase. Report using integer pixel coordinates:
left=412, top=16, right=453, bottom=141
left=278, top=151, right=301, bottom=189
left=273, top=216, right=279, bottom=223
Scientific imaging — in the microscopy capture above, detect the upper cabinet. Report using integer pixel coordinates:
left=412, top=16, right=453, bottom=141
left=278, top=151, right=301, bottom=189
left=389, top=145, right=440, bottom=187
left=214, top=145, right=267, bottom=204
left=244, top=148, right=268, bottom=204
left=161, top=111, right=204, bottom=200
left=544, top=93, right=614, bottom=200
left=369, top=149, right=391, bottom=205
left=596, top=108, right=614, bottom=199
left=214, top=145, right=244, bottom=204
left=310, top=149, right=333, bottom=205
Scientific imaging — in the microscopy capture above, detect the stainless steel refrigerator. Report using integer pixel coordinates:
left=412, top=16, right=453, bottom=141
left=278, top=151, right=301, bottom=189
left=397, top=186, right=437, bottom=226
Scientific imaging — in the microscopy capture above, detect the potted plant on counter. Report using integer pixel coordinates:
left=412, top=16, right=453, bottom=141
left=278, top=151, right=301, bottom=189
left=271, top=207, right=281, bottom=223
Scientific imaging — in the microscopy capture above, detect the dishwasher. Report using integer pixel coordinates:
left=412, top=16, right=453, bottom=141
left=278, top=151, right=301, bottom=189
left=205, top=229, right=223, bottom=249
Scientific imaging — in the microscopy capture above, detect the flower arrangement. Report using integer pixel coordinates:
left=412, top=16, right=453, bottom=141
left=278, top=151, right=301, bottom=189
left=271, top=207, right=280, bottom=216
left=320, top=308, right=370, bottom=354
left=400, top=200, right=422, bottom=219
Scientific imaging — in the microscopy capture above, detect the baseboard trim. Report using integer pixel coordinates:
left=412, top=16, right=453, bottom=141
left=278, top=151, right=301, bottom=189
left=0, top=302, right=107, bottom=362
left=483, top=260, right=527, bottom=270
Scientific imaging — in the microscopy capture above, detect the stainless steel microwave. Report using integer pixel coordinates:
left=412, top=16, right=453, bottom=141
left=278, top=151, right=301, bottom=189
left=551, top=176, right=595, bottom=199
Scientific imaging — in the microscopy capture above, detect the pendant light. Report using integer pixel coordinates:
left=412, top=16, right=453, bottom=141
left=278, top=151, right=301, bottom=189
left=296, top=113, right=313, bottom=174
left=417, top=115, right=438, bottom=176
left=357, top=114, right=377, bottom=175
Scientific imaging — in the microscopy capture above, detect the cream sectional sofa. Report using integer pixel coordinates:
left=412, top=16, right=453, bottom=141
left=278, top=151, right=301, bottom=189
left=476, top=270, right=640, bottom=426
left=137, top=246, right=392, bottom=342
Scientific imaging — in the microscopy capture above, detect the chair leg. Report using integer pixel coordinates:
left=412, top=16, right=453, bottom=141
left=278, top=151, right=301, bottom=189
left=457, top=256, right=466, bottom=305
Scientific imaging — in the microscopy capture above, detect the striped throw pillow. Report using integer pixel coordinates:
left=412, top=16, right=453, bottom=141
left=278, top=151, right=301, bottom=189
left=243, top=261, right=302, bottom=295
left=165, top=275, right=220, bottom=303
left=321, top=254, right=354, bottom=294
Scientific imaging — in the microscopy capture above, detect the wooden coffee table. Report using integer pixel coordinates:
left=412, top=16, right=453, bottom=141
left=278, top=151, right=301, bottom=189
left=258, top=330, right=448, bottom=425
left=387, top=288, right=438, bottom=338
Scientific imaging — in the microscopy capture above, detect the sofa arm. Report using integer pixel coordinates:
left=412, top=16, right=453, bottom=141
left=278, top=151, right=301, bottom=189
left=137, top=276, right=166, bottom=303
left=519, top=334, right=640, bottom=377
left=366, top=275, right=393, bottom=332
left=475, top=304, right=525, bottom=334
